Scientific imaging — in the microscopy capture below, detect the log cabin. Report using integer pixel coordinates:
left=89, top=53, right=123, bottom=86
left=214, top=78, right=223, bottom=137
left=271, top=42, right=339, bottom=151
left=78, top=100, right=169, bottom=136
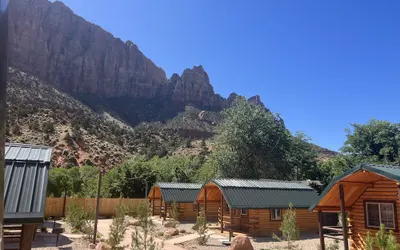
left=195, top=179, right=320, bottom=238
left=148, top=182, right=202, bottom=221
left=310, top=164, right=400, bottom=250
left=4, top=143, right=52, bottom=250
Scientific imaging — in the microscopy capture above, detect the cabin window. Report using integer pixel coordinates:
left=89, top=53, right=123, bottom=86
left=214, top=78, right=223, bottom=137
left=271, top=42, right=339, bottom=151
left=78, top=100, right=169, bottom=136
left=241, top=209, right=248, bottom=215
left=365, top=202, right=395, bottom=229
left=271, top=208, right=282, bottom=221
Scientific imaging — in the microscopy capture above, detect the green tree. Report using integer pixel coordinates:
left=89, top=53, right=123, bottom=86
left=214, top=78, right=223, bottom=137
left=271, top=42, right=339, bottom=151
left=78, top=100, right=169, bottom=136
left=103, top=158, right=158, bottom=198
left=286, top=132, right=318, bottom=181
left=47, top=168, right=71, bottom=197
left=214, top=96, right=291, bottom=179
left=79, top=165, right=99, bottom=198
left=342, top=119, right=400, bottom=164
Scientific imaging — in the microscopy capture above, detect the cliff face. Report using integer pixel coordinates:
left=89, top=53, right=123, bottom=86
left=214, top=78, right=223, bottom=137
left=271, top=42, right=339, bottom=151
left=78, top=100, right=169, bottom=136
left=9, top=0, right=167, bottom=98
left=8, top=0, right=266, bottom=121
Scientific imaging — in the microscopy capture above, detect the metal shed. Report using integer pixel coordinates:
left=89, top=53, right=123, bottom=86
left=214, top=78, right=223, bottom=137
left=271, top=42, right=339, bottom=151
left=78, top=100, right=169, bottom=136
left=4, top=143, right=52, bottom=250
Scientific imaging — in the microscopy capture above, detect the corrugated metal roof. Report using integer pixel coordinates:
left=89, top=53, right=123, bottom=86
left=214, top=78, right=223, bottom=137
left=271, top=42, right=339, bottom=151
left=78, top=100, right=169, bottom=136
left=160, top=189, right=201, bottom=203
left=150, top=182, right=202, bottom=203
left=157, top=182, right=202, bottom=189
left=209, top=179, right=318, bottom=209
left=213, top=179, right=313, bottom=190
left=309, top=163, right=400, bottom=211
left=5, top=143, right=52, bottom=162
left=4, top=143, right=51, bottom=224
left=221, top=188, right=319, bottom=209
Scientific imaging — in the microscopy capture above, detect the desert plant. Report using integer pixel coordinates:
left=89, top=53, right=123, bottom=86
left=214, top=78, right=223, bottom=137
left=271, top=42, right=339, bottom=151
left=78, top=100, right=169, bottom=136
left=194, top=210, right=209, bottom=245
left=131, top=201, right=162, bottom=250
left=365, top=231, right=373, bottom=250
left=65, top=201, right=95, bottom=234
left=375, top=224, right=399, bottom=250
left=108, top=204, right=130, bottom=250
left=170, top=201, right=180, bottom=226
left=273, top=203, right=301, bottom=250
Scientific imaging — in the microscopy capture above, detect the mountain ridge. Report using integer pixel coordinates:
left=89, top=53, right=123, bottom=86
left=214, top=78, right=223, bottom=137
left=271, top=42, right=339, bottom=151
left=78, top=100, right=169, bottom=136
left=6, top=0, right=339, bottom=166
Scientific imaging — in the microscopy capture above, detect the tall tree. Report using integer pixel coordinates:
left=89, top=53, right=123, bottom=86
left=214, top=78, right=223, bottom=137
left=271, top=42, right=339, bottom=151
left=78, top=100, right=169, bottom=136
left=342, top=119, right=400, bottom=164
left=214, top=96, right=292, bottom=179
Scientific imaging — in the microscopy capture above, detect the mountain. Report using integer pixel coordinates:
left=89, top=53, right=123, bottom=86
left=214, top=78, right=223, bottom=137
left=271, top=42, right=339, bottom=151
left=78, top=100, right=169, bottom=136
left=8, top=0, right=233, bottom=121
left=6, top=0, right=338, bottom=167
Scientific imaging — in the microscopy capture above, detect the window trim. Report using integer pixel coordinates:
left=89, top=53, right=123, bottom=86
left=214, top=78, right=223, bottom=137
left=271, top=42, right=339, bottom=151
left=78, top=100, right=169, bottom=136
left=241, top=209, right=248, bottom=216
left=364, top=200, right=397, bottom=231
left=270, top=208, right=282, bottom=221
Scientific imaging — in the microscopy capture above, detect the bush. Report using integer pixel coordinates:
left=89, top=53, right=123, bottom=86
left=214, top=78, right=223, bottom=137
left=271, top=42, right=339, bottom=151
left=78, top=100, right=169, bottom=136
left=170, top=201, right=180, bottom=226
left=108, top=204, right=130, bottom=250
left=65, top=201, right=95, bottom=234
left=375, top=224, right=399, bottom=250
left=365, top=231, right=373, bottom=250
left=273, top=203, right=300, bottom=250
left=131, top=201, right=162, bottom=250
left=194, top=210, right=209, bottom=245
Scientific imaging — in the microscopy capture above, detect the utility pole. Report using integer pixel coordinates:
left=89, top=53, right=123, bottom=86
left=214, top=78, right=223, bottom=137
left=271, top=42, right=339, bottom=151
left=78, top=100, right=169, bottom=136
left=93, top=169, right=103, bottom=245
left=0, top=1, right=8, bottom=249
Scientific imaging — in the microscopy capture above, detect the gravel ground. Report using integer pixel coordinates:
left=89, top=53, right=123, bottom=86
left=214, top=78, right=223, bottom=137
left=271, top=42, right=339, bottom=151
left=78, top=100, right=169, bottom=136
left=179, top=235, right=345, bottom=250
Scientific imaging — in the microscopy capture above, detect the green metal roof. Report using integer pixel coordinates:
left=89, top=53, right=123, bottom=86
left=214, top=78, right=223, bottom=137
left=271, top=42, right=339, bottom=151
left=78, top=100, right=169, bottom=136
left=151, top=182, right=202, bottom=203
left=309, top=163, right=400, bottom=211
left=4, top=143, right=52, bottom=224
left=157, top=182, right=202, bottom=189
left=211, top=179, right=318, bottom=209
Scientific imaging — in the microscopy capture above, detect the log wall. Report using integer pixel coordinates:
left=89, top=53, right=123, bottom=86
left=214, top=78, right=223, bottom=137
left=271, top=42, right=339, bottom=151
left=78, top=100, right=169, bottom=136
left=248, top=208, right=318, bottom=236
left=348, top=179, right=400, bottom=250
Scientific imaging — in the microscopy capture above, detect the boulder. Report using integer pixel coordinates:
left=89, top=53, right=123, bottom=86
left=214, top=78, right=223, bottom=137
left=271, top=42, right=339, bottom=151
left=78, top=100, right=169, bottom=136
left=95, top=242, right=111, bottom=250
left=164, top=228, right=179, bottom=237
left=229, top=234, right=254, bottom=250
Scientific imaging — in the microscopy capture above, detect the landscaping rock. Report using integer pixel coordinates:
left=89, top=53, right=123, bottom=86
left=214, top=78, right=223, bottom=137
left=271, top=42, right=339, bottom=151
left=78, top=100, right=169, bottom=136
left=164, top=220, right=178, bottom=228
left=95, top=242, right=111, bottom=250
left=89, top=243, right=96, bottom=249
left=164, top=228, right=179, bottom=237
left=229, top=234, right=254, bottom=250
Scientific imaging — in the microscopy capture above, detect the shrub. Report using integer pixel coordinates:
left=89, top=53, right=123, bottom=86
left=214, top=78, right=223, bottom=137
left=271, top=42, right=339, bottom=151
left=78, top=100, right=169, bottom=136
left=131, top=201, right=162, bottom=250
left=194, top=210, right=209, bottom=245
left=375, top=224, right=399, bottom=250
left=273, top=203, right=301, bottom=250
left=170, top=201, right=180, bottom=226
left=65, top=201, right=94, bottom=235
left=365, top=231, right=373, bottom=250
left=108, top=204, right=130, bottom=250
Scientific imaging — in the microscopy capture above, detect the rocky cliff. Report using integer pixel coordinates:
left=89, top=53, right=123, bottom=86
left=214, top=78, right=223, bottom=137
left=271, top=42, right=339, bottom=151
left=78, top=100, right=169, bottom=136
left=8, top=0, right=236, bottom=114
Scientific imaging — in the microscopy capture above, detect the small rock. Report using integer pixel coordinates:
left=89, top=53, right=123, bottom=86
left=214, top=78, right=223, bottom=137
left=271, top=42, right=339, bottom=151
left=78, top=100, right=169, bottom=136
left=164, top=220, right=178, bottom=228
left=95, top=242, right=111, bottom=250
left=89, top=243, right=96, bottom=249
left=126, top=216, right=140, bottom=226
left=164, top=228, right=179, bottom=237
left=229, top=234, right=254, bottom=250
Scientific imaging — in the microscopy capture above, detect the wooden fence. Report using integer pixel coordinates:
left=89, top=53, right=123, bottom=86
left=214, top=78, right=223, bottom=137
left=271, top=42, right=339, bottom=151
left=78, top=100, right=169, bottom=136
left=44, top=198, right=146, bottom=217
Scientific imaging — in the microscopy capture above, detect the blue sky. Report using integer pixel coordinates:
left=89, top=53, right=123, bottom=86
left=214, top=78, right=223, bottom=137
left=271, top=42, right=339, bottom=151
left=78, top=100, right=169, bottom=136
left=55, top=0, right=400, bottom=151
